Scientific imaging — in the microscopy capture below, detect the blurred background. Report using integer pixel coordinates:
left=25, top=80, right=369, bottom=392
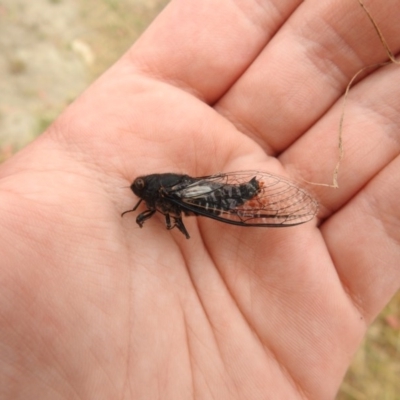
left=0, top=0, right=399, bottom=398
left=0, top=0, right=168, bottom=157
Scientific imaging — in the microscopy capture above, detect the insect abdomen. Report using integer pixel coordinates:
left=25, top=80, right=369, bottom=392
left=187, top=177, right=260, bottom=215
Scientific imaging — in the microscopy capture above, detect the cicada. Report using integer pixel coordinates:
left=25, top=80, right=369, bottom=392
left=121, top=171, right=318, bottom=239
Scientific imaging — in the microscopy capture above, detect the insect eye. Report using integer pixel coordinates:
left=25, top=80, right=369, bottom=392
left=134, top=178, right=145, bottom=190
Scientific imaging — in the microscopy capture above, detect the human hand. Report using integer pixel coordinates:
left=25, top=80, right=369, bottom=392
left=1, top=1, right=400, bottom=399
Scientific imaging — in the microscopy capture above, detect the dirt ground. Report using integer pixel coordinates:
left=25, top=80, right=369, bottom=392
left=0, top=0, right=167, bottom=155
left=0, top=0, right=399, bottom=398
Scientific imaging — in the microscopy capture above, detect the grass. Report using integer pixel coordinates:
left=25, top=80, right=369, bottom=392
left=338, top=291, right=400, bottom=399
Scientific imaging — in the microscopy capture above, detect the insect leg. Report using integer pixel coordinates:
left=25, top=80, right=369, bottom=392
left=136, top=209, right=156, bottom=228
left=164, top=214, right=190, bottom=239
left=174, top=217, right=190, bottom=239
left=165, top=214, right=173, bottom=230
left=121, top=199, right=143, bottom=217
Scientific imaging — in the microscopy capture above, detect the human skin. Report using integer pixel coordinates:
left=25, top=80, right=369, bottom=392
left=1, top=0, right=400, bottom=399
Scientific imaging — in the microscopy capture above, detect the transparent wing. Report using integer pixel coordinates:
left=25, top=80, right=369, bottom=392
left=169, top=171, right=318, bottom=227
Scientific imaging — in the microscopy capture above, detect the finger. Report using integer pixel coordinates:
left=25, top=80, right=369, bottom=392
left=282, top=60, right=400, bottom=215
left=215, top=0, right=400, bottom=153
left=42, top=0, right=306, bottom=178
left=127, top=0, right=303, bottom=102
left=322, top=154, right=400, bottom=322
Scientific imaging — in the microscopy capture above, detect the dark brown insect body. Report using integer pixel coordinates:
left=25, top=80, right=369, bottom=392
left=121, top=171, right=318, bottom=239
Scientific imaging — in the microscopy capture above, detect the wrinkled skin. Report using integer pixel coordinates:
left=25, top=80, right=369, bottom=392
left=1, top=1, right=400, bottom=399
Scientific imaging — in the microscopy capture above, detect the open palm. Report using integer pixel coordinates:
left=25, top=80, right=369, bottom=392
left=1, top=1, right=400, bottom=399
